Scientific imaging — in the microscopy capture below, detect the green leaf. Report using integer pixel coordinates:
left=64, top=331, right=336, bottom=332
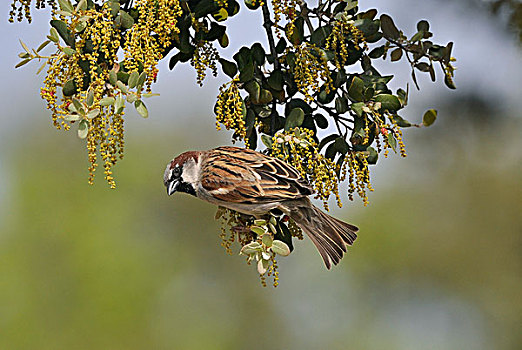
left=254, top=219, right=267, bottom=226
left=387, top=133, right=397, bottom=152
left=15, top=59, right=31, bottom=69
left=390, top=48, right=403, bottom=61
left=194, top=0, right=220, bottom=17
left=251, top=43, right=265, bottom=66
left=76, top=0, right=87, bottom=11
left=36, top=40, right=51, bottom=53
left=353, top=19, right=380, bottom=37
left=108, top=0, right=120, bottom=17
left=361, top=9, right=378, bottom=20
left=238, top=60, right=254, bottom=82
left=257, top=89, right=273, bottom=104
left=348, top=76, right=364, bottom=101
left=78, top=119, right=89, bottom=139
left=115, top=95, right=125, bottom=114
left=244, top=0, right=261, bottom=10
left=128, top=71, right=139, bottom=88
left=244, top=81, right=260, bottom=102
left=218, top=33, right=229, bottom=48
left=262, top=234, right=273, bottom=247
left=218, top=58, right=237, bottom=79
left=314, top=113, right=328, bottom=129
left=317, top=88, right=335, bottom=104
left=62, top=79, right=76, bottom=96
left=410, top=31, right=424, bottom=42
left=62, top=47, right=76, bottom=56
left=118, top=10, right=135, bottom=29
left=374, top=94, right=401, bottom=112
left=99, top=97, right=115, bottom=106
left=275, top=38, right=287, bottom=54
left=109, top=70, right=118, bottom=85
left=273, top=221, right=294, bottom=252
left=287, top=17, right=304, bottom=46
left=142, top=93, right=160, bottom=98
left=212, top=8, right=228, bottom=21
left=250, top=226, right=266, bottom=236
left=285, top=108, right=305, bottom=130
left=240, top=242, right=262, bottom=255
left=397, top=88, right=408, bottom=106
left=257, top=259, right=269, bottom=275
left=422, top=109, right=437, bottom=126
left=116, top=81, right=128, bottom=94
left=267, top=70, right=284, bottom=91
left=271, top=240, right=291, bottom=256
left=72, top=98, right=84, bottom=115
left=417, top=20, right=430, bottom=32
left=335, top=96, right=348, bottom=114
left=57, top=0, right=74, bottom=13
left=86, top=89, right=94, bottom=106
left=137, top=72, right=147, bottom=87
left=215, top=206, right=226, bottom=220
left=134, top=100, right=148, bottom=118
left=325, top=142, right=338, bottom=160
left=369, top=45, right=385, bottom=59
left=126, top=94, right=138, bottom=103
left=345, top=0, right=358, bottom=11
left=351, top=102, right=365, bottom=117
left=359, top=75, right=394, bottom=85
left=64, top=114, right=80, bottom=122
left=443, top=42, right=454, bottom=64
left=36, top=61, right=47, bottom=75
left=203, top=22, right=226, bottom=41
left=380, top=14, right=400, bottom=40
left=48, top=27, right=60, bottom=43
left=50, top=20, right=75, bottom=47
left=415, top=62, right=430, bottom=72
left=261, top=134, right=273, bottom=149
left=366, top=146, right=378, bottom=164
left=389, top=115, right=412, bottom=127
left=310, top=26, right=332, bottom=46
left=86, top=108, right=100, bottom=119
left=334, top=137, right=350, bottom=155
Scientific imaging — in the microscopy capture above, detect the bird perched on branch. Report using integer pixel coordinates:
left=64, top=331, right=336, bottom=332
left=164, top=146, right=359, bottom=269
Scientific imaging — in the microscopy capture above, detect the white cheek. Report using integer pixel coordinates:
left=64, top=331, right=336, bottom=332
left=181, top=158, right=201, bottom=186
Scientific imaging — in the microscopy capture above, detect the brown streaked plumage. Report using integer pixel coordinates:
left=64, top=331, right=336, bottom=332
left=164, top=146, right=359, bottom=269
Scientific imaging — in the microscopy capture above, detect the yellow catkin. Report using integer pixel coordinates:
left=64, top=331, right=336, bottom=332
left=26, top=0, right=182, bottom=187
left=191, top=41, right=219, bottom=86
left=326, top=17, right=368, bottom=69
left=215, top=78, right=246, bottom=142
left=272, top=0, right=297, bottom=38
left=270, top=128, right=342, bottom=209
left=284, top=43, right=333, bottom=102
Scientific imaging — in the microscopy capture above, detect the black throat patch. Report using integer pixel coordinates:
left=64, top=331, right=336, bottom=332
left=177, top=181, right=196, bottom=197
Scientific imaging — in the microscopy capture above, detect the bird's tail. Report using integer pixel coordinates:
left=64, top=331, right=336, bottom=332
left=288, top=200, right=359, bottom=269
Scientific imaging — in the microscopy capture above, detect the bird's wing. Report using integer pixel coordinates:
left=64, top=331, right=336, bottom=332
left=200, top=146, right=313, bottom=203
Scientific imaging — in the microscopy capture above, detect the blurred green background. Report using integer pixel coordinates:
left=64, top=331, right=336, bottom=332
left=1, top=1, right=521, bottom=349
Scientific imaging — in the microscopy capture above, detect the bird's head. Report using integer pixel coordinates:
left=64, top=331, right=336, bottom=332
left=164, top=151, right=200, bottom=197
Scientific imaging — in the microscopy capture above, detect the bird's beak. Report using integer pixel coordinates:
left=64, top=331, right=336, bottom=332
left=167, top=180, right=180, bottom=196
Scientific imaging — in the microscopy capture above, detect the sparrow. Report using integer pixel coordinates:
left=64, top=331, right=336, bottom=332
left=164, top=146, right=359, bottom=269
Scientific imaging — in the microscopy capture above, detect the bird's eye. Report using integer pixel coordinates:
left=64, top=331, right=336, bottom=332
left=172, top=167, right=181, bottom=177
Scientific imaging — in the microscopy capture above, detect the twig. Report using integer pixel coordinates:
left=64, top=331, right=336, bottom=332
left=262, top=4, right=280, bottom=71
left=297, top=0, right=314, bottom=34
left=261, top=3, right=280, bottom=135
